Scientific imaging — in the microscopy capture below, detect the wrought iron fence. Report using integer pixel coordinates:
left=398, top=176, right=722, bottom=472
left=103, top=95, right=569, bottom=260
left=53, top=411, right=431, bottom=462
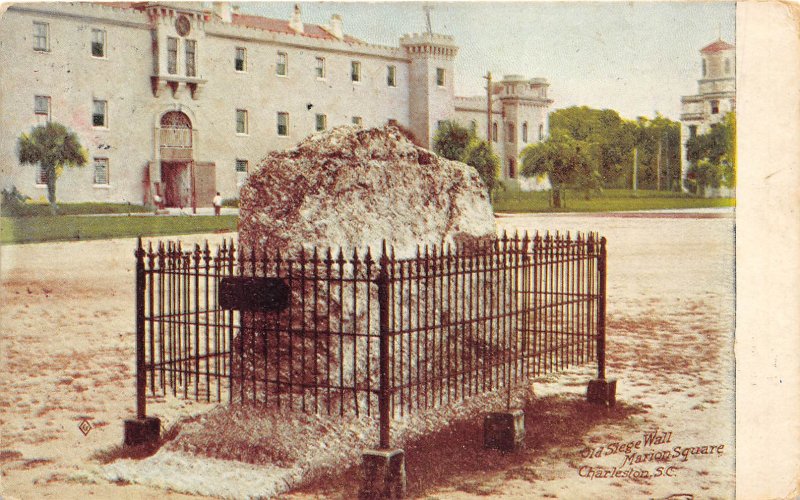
left=133, top=232, right=607, bottom=448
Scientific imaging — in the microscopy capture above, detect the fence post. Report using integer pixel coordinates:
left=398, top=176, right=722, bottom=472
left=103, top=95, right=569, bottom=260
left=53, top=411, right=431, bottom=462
left=135, top=237, right=147, bottom=420
left=124, top=238, right=160, bottom=447
left=597, top=237, right=607, bottom=381
left=359, top=241, right=406, bottom=500
left=377, top=241, right=391, bottom=450
left=587, top=235, right=615, bottom=406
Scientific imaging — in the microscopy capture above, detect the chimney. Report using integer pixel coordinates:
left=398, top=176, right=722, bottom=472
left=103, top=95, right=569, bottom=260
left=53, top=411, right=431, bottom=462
left=212, top=2, right=232, bottom=23
left=289, top=4, right=303, bottom=33
left=330, top=14, right=343, bottom=39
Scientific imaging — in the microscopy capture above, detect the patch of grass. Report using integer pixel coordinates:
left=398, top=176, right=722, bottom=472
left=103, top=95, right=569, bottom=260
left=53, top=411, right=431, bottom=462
left=1, top=215, right=237, bottom=245
left=492, top=188, right=735, bottom=213
left=1, top=202, right=151, bottom=217
left=93, top=422, right=183, bottom=464
left=20, top=458, right=54, bottom=469
left=0, top=450, right=23, bottom=462
left=294, top=395, right=645, bottom=498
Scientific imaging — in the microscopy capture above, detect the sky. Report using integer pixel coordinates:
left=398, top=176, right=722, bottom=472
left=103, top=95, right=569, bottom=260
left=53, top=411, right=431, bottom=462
left=239, top=1, right=736, bottom=122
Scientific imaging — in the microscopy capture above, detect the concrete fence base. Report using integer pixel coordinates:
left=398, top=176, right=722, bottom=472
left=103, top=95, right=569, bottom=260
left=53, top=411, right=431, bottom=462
left=483, top=409, right=526, bottom=452
left=587, top=378, right=618, bottom=406
left=123, top=416, right=161, bottom=447
left=359, top=448, right=406, bottom=499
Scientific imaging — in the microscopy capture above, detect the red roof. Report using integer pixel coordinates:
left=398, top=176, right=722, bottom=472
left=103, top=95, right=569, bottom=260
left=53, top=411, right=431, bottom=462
left=700, top=39, right=735, bottom=53
left=232, top=14, right=362, bottom=43
left=93, top=3, right=363, bottom=43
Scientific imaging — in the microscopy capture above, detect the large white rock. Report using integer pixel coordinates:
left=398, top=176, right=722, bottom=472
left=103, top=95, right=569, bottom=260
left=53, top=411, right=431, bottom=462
left=238, top=125, right=496, bottom=258
left=233, top=126, right=501, bottom=413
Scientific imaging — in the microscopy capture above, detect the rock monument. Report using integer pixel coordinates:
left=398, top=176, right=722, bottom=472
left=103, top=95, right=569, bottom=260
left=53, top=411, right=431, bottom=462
left=238, top=125, right=496, bottom=258
left=233, top=126, right=499, bottom=412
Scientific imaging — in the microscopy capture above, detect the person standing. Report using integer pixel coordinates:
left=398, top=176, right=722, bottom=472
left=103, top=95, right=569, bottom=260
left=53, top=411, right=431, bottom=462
left=212, top=192, right=222, bottom=216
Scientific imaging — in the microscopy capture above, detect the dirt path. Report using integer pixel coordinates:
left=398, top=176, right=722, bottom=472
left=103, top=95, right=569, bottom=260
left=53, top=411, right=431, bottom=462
left=0, top=234, right=232, bottom=500
left=0, top=211, right=735, bottom=499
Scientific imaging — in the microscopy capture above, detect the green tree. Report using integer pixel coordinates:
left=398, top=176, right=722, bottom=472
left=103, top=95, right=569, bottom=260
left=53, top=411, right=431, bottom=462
left=550, top=106, right=635, bottom=188
left=433, top=120, right=474, bottom=162
left=548, top=106, right=681, bottom=190
left=631, top=114, right=682, bottom=191
left=685, top=112, right=735, bottom=195
left=520, top=130, right=601, bottom=208
left=17, top=122, right=87, bottom=214
left=433, top=120, right=500, bottom=198
left=463, top=140, right=500, bottom=198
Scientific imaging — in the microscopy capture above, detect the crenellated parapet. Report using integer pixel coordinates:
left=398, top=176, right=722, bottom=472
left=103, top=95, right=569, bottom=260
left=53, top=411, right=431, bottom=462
left=493, top=75, right=552, bottom=104
left=206, top=16, right=406, bottom=60
left=400, top=32, right=458, bottom=58
left=9, top=2, right=149, bottom=28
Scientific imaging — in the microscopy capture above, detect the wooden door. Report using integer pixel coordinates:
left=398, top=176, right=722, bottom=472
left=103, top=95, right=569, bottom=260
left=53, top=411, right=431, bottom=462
left=194, top=162, right=216, bottom=207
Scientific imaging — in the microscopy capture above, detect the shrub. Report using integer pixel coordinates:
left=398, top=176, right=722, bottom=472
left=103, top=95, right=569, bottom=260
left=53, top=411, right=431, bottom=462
left=1, top=186, right=31, bottom=216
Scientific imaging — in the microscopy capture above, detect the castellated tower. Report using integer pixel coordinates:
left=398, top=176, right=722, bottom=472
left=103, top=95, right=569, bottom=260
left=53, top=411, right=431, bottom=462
left=400, top=33, right=458, bottom=148
left=493, top=75, right=552, bottom=179
left=680, top=38, right=735, bottom=193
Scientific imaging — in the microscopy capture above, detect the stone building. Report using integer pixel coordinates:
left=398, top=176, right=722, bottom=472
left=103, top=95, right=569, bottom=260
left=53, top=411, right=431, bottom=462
left=0, top=2, right=552, bottom=207
left=455, top=75, right=553, bottom=188
left=679, top=38, right=735, bottom=194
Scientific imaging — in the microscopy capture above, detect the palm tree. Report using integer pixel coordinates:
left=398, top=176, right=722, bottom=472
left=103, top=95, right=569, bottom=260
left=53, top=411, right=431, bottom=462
left=18, top=122, right=87, bottom=214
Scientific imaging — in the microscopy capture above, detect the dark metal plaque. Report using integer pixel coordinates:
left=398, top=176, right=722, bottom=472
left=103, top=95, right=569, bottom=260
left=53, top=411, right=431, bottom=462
left=218, top=277, right=290, bottom=312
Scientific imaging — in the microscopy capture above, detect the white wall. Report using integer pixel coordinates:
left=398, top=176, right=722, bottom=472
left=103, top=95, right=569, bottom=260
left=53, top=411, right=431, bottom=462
left=0, top=3, right=413, bottom=204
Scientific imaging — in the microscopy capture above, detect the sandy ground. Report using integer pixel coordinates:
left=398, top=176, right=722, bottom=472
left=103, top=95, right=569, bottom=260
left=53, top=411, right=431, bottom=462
left=0, top=210, right=735, bottom=499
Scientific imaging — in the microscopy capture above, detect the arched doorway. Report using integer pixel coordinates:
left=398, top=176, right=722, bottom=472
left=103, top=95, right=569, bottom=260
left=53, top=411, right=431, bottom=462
left=159, top=111, right=193, bottom=208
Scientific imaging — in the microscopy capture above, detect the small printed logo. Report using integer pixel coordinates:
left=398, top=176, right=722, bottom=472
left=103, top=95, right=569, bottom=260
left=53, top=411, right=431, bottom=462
left=79, top=419, right=93, bottom=436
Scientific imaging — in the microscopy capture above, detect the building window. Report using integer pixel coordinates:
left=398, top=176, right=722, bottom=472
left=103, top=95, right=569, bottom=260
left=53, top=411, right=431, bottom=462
left=167, top=37, right=178, bottom=74
left=492, top=122, right=498, bottom=142
left=235, top=159, right=248, bottom=187
left=702, top=59, right=706, bottom=77
left=351, top=61, right=361, bottom=82
left=93, top=158, right=109, bottom=185
left=508, top=158, right=516, bottom=179
left=506, top=123, right=515, bottom=142
left=93, top=99, right=107, bottom=127
left=151, top=31, right=158, bottom=74
left=185, top=39, right=196, bottom=77
left=387, top=65, right=396, bottom=87
left=34, top=95, right=51, bottom=121
left=711, top=100, right=720, bottom=115
left=277, top=112, right=289, bottom=136
left=436, top=67, right=445, bottom=87
left=235, top=47, right=246, bottom=72
left=35, top=164, right=49, bottom=185
left=539, top=124, right=544, bottom=141
left=352, top=116, right=363, bottom=127
left=315, top=57, right=325, bottom=78
left=236, top=109, right=248, bottom=134
left=522, top=122, right=528, bottom=143
left=725, top=58, right=731, bottom=74
left=315, top=113, right=327, bottom=132
left=276, top=52, right=287, bottom=76
left=91, top=28, right=106, bottom=57
left=689, top=125, right=697, bottom=138
left=33, top=21, right=49, bottom=52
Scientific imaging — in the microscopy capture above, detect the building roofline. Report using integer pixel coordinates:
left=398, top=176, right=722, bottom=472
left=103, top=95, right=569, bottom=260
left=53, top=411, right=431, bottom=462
left=700, top=39, right=735, bottom=53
